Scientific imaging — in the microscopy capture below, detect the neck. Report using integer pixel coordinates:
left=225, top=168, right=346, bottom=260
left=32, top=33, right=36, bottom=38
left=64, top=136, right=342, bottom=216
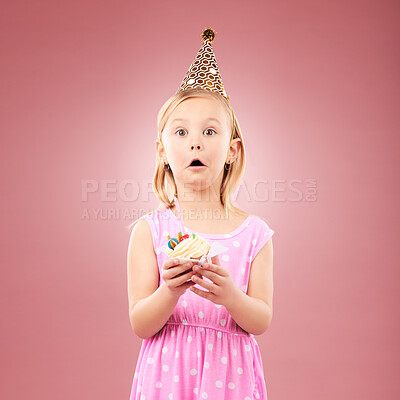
left=175, top=188, right=225, bottom=214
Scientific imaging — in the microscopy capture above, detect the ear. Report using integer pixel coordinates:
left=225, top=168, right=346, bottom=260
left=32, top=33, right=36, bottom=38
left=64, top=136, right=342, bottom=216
left=227, top=138, right=241, bottom=163
left=155, top=138, right=167, bottom=164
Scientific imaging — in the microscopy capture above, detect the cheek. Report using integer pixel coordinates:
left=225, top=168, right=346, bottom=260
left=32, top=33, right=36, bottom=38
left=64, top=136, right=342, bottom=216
left=164, top=139, right=179, bottom=157
left=166, top=146, right=186, bottom=167
left=213, top=142, right=229, bottom=160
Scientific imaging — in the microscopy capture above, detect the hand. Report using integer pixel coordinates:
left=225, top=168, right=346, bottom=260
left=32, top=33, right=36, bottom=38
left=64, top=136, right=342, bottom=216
left=189, top=255, right=240, bottom=308
left=162, top=258, right=199, bottom=297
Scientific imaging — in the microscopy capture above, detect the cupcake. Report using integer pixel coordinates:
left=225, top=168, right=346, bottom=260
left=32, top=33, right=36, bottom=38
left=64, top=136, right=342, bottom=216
left=166, top=232, right=211, bottom=261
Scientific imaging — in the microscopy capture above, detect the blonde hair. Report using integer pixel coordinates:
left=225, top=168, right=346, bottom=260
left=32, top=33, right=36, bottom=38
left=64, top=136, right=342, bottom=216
left=127, top=87, right=247, bottom=232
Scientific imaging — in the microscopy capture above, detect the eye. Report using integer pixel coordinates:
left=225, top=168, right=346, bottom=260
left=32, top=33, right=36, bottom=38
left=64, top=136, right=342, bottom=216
left=175, top=129, right=187, bottom=137
left=204, top=128, right=216, bottom=136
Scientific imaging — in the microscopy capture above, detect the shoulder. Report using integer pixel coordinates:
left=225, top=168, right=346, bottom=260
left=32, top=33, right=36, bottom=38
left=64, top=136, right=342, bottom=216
left=248, top=214, right=275, bottom=268
left=128, top=216, right=153, bottom=247
left=127, top=213, right=153, bottom=233
left=246, top=213, right=275, bottom=252
left=127, top=204, right=169, bottom=233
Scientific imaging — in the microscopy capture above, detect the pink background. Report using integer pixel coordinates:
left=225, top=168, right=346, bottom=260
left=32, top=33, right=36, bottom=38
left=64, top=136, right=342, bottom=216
left=1, top=0, right=399, bottom=399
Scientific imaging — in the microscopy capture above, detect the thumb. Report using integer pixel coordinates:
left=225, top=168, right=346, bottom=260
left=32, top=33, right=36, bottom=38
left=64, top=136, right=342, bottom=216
left=211, top=254, right=221, bottom=266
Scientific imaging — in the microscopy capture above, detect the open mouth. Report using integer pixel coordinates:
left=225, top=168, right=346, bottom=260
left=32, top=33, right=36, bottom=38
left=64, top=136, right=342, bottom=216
left=189, top=159, right=206, bottom=167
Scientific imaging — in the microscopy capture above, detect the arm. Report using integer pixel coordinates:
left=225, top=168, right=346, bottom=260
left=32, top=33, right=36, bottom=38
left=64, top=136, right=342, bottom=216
left=127, top=218, right=180, bottom=339
left=225, top=238, right=274, bottom=336
left=130, top=282, right=180, bottom=340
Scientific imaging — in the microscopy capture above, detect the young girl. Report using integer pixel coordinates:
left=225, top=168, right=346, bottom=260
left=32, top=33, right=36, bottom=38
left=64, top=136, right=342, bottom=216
left=127, top=29, right=275, bottom=400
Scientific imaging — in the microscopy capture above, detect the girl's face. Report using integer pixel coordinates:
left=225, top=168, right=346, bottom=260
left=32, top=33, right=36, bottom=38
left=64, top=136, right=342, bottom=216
left=157, top=97, right=240, bottom=193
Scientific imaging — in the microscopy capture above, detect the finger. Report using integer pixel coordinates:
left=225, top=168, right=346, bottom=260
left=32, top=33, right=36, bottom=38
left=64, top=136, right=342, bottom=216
left=193, top=268, right=223, bottom=286
left=173, top=269, right=195, bottom=286
left=164, top=258, right=181, bottom=270
left=182, top=280, right=197, bottom=291
left=191, top=275, right=215, bottom=293
left=205, top=256, right=229, bottom=277
left=190, top=286, right=212, bottom=300
left=164, top=262, right=190, bottom=280
left=173, top=262, right=193, bottom=278
left=197, top=262, right=216, bottom=272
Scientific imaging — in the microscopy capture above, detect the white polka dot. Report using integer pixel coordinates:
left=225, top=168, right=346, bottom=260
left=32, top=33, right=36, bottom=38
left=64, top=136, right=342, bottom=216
left=174, top=375, right=179, bottom=382
left=175, top=350, right=179, bottom=358
left=237, top=367, right=243, bottom=374
left=182, top=300, right=187, bottom=307
left=233, top=241, right=240, bottom=247
left=155, top=381, right=162, bottom=388
left=163, top=230, right=169, bottom=237
left=241, top=268, right=245, bottom=275
left=215, top=380, right=223, bottom=388
left=182, top=319, right=188, bottom=325
left=162, top=346, right=168, bottom=353
left=255, top=393, right=260, bottom=399
left=220, top=319, right=226, bottom=326
left=222, top=254, right=230, bottom=262
left=252, top=238, right=257, bottom=246
left=228, top=382, right=235, bottom=389
left=242, top=285, right=248, bottom=292
left=168, top=394, right=173, bottom=400
left=217, top=331, right=222, bottom=338
left=187, top=335, right=192, bottom=342
left=233, top=349, right=237, bottom=356
left=204, top=361, right=210, bottom=369
left=198, top=327, right=204, bottom=331
left=138, top=385, right=141, bottom=392
left=245, top=397, right=251, bottom=400
left=245, top=345, right=251, bottom=351
left=163, top=364, right=169, bottom=371
left=207, top=343, right=213, bottom=351
left=140, top=395, right=146, bottom=400
left=147, top=357, right=154, bottom=364
left=198, top=311, right=204, bottom=318
left=201, top=392, right=208, bottom=399
left=221, top=356, right=227, bottom=364
left=215, top=304, right=222, bottom=309
left=264, top=230, right=269, bottom=237
left=193, top=388, right=198, bottom=394
left=190, top=368, right=197, bottom=375
left=197, top=350, right=201, bottom=358
left=171, top=330, right=175, bottom=337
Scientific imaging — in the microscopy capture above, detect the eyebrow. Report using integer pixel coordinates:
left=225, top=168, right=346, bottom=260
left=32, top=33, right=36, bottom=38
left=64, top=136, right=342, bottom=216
left=170, top=117, right=222, bottom=125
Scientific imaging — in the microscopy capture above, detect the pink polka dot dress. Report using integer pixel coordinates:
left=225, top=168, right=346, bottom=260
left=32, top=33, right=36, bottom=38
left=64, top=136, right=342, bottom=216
left=129, top=197, right=275, bottom=400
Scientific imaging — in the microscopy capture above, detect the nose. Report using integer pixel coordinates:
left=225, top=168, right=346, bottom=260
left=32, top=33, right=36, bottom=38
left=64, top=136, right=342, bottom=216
left=191, top=145, right=201, bottom=150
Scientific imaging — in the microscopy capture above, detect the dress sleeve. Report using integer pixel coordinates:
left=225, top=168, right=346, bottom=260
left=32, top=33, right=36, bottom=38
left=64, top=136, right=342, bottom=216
left=249, top=218, right=275, bottom=264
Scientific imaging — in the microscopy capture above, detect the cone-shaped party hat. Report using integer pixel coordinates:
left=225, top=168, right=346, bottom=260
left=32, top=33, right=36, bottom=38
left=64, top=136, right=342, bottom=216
left=176, top=28, right=229, bottom=100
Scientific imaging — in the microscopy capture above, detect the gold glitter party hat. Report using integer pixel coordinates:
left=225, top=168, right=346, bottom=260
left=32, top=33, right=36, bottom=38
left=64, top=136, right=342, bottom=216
left=176, top=27, right=229, bottom=100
